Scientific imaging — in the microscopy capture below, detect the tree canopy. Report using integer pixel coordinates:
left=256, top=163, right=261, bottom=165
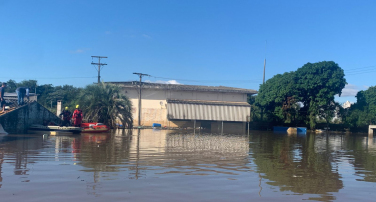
left=344, top=86, right=376, bottom=130
left=255, top=61, right=347, bottom=129
left=0, top=79, right=133, bottom=129
left=78, top=83, right=133, bottom=129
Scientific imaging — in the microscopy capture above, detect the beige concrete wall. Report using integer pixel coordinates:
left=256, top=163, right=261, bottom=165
left=121, top=87, right=248, bottom=127
left=124, top=89, right=169, bottom=126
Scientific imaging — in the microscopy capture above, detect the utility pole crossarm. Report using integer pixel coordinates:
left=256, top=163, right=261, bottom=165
left=91, top=63, right=107, bottom=65
left=91, top=56, right=108, bottom=83
left=133, top=72, right=150, bottom=78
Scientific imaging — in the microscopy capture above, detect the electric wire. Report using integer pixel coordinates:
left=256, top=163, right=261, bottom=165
left=344, top=65, right=376, bottom=75
left=0, top=76, right=97, bottom=80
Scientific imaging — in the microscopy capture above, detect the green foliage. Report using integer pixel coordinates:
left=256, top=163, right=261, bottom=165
left=256, top=71, right=297, bottom=123
left=18, top=80, right=37, bottom=91
left=5, top=79, right=17, bottom=93
left=1, top=79, right=82, bottom=113
left=4, top=79, right=132, bottom=128
left=2, top=79, right=38, bottom=93
left=296, top=62, right=346, bottom=129
left=78, top=83, right=133, bottom=129
left=247, top=95, right=262, bottom=121
left=344, top=86, right=376, bottom=131
left=255, top=61, right=347, bottom=129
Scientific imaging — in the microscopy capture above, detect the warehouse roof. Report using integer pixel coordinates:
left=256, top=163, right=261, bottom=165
left=167, top=99, right=251, bottom=107
left=107, top=81, right=257, bottom=94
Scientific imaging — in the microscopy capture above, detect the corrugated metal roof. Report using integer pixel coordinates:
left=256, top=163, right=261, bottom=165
left=167, top=99, right=251, bottom=106
left=107, top=81, right=257, bottom=94
left=167, top=101, right=250, bottom=122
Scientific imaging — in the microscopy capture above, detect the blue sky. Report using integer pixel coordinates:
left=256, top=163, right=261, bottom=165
left=1, top=0, right=375, bottom=103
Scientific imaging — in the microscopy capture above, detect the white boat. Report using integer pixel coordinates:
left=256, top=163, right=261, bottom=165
left=29, top=124, right=82, bottom=134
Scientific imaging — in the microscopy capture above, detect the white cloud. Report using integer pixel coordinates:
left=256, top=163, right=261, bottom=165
left=124, top=34, right=136, bottom=38
left=164, top=80, right=180, bottom=84
left=145, top=80, right=181, bottom=84
left=69, top=48, right=89, bottom=54
left=340, top=84, right=360, bottom=97
left=142, top=34, right=151, bottom=39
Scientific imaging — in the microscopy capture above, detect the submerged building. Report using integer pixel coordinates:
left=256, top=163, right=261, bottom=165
left=108, top=82, right=257, bottom=133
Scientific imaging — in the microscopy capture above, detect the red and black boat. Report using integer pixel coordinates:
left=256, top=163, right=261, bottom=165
left=81, top=123, right=110, bottom=133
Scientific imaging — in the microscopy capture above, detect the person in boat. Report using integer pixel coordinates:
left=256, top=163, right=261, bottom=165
left=59, top=106, right=72, bottom=127
left=72, top=105, right=83, bottom=127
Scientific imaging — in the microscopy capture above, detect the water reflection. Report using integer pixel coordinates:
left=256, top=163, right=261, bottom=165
left=249, top=133, right=344, bottom=201
left=75, top=129, right=250, bottom=178
left=1, top=131, right=376, bottom=201
left=345, top=135, right=376, bottom=182
left=0, top=135, right=45, bottom=181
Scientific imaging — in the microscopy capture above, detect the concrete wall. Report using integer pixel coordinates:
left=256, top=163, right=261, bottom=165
left=122, top=88, right=248, bottom=127
left=0, top=102, right=61, bottom=134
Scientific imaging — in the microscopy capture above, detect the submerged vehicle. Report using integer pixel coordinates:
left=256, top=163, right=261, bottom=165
left=29, top=124, right=82, bottom=134
left=81, top=123, right=110, bottom=133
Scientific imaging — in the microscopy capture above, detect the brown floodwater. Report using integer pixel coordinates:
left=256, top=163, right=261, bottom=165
left=0, top=130, right=376, bottom=201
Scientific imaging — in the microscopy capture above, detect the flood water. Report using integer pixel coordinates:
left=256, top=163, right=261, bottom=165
left=1, top=130, right=376, bottom=201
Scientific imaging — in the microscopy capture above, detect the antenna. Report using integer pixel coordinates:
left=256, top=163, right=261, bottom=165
left=91, top=56, right=108, bottom=83
left=263, top=41, right=267, bottom=84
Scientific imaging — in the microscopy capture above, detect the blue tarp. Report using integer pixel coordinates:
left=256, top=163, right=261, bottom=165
left=152, top=123, right=162, bottom=127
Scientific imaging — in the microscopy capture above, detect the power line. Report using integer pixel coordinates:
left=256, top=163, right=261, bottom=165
left=344, top=65, right=376, bottom=76
left=346, top=70, right=376, bottom=76
left=0, top=76, right=97, bottom=80
left=345, top=65, right=376, bottom=71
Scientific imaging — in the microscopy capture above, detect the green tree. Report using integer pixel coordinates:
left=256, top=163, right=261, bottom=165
left=5, top=79, right=17, bottom=93
left=248, top=95, right=262, bottom=121
left=36, top=84, right=56, bottom=110
left=256, top=61, right=347, bottom=129
left=79, top=83, right=133, bottom=128
left=18, top=80, right=38, bottom=93
left=256, top=71, right=297, bottom=124
left=35, top=84, right=82, bottom=113
left=344, top=86, right=376, bottom=131
left=295, top=61, right=346, bottom=129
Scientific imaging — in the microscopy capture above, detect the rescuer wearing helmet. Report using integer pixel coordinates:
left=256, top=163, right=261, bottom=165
left=59, top=106, right=72, bottom=127
left=72, top=105, right=83, bottom=127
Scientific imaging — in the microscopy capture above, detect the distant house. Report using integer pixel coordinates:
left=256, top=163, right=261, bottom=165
left=342, top=101, right=352, bottom=109
left=108, top=82, right=257, bottom=133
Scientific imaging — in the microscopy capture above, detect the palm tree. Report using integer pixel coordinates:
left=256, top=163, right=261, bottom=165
left=79, top=83, right=133, bottom=128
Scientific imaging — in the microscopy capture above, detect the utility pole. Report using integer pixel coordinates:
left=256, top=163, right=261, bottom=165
left=133, top=72, right=150, bottom=126
left=91, top=56, right=108, bottom=83
left=261, top=41, right=267, bottom=121
left=263, top=58, right=266, bottom=84
left=263, top=40, right=267, bottom=84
